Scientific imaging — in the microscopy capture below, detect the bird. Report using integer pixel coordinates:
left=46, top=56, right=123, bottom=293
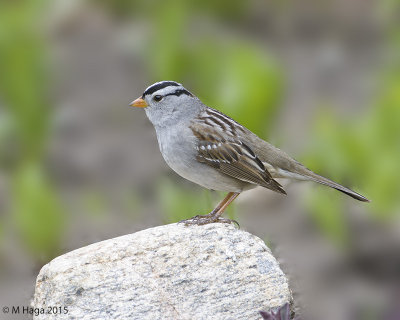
left=130, top=80, right=369, bottom=225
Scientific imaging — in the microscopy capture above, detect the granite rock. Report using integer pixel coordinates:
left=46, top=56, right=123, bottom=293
left=33, top=223, right=291, bottom=319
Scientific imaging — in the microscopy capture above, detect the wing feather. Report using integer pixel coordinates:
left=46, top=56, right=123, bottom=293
left=190, top=121, right=286, bottom=194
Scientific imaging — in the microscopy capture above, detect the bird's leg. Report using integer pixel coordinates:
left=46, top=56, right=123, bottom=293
left=181, top=192, right=240, bottom=226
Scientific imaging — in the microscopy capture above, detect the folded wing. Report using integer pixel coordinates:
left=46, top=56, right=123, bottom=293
left=190, top=122, right=286, bottom=195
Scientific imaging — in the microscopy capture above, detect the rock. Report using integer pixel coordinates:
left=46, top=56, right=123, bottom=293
left=33, top=223, right=291, bottom=320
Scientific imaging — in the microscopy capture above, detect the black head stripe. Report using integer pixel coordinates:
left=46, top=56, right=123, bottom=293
left=143, top=81, right=180, bottom=96
left=165, top=89, right=193, bottom=97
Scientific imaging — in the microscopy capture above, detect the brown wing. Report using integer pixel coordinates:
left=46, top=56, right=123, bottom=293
left=190, top=122, right=286, bottom=194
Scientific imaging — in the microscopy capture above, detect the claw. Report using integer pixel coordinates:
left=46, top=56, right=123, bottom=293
left=180, top=214, right=239, bottom=227
left=178, top=192, right=241, bottom=227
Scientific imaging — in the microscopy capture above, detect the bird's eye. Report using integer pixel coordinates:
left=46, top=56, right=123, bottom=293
left=153, top=95, right=163, bottom=102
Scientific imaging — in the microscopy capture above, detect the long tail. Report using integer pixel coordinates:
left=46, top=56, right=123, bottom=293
left=261, top=149, right=370, bottom=201
left=301, top=170, right=370, bottom=202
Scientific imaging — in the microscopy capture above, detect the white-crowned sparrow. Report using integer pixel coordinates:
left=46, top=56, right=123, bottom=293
left=130, top=81, right=369, bottom=225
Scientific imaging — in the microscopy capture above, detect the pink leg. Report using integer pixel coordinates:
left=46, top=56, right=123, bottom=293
left=181, top=192, right=240, bottom=226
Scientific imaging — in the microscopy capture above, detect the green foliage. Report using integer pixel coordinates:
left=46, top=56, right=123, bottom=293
left=12, top=163, right=64, bottom=259
left=158, top=178, right=211, bottom=223
left=1, top=0, right=398, bottom=253
left=301, top=3, right=400, bottom=243
left=146, top=0, right=282, bottom=136
left=187, top=42, right=282, bottom=137
left=93, top=0, right=248, bottom=22
left=303, top=68, right=400, bottom=237
left=0, top=0, right=50, bottom=161
left=306, top=187, right=349, bottom=246
left=0, top=0, right=65, bottom=260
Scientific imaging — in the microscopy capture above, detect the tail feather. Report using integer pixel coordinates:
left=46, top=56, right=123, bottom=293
left=304, top=171, right=370, bottom=202
left=262, top=158, right=369, bottom=202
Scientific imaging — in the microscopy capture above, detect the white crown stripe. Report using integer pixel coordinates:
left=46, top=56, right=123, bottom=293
left=143, top=81, right=181, bottom=96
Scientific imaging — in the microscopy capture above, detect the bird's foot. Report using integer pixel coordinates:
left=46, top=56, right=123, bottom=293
left=179, top=213, right=239, bottom=228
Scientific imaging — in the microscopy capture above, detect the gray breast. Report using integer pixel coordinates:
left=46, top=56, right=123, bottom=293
left=154, top=124, right=250, bottom=192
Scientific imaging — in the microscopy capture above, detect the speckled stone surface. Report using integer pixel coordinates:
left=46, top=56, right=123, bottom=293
left=33, top=223, right=291, bottom=320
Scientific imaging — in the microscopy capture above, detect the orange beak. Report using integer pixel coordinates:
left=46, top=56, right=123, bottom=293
left=130, top=97, right=148, bottom=108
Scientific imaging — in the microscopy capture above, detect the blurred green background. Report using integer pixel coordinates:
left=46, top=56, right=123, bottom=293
left=0, top=0, right=399, bottom=319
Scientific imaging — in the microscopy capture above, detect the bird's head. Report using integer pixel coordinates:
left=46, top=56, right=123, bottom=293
left=130, top=81, right=202, bottom=127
